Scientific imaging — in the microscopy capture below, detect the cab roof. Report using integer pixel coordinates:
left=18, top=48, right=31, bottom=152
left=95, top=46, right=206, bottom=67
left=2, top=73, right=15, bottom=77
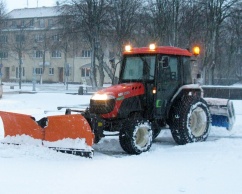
left=123, top=46, right=192, bottom=57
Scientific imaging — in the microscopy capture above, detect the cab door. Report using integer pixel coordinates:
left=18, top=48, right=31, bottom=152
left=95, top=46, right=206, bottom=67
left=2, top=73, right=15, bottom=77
left=155, top=55, right=180, bottom=118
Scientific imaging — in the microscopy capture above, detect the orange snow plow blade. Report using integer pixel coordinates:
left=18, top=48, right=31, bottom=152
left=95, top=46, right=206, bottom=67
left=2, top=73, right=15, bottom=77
left=45, top=114, right=94, bottom=146
left=0, top=111, right=94, bottom=158
left=0, top=111, right=44, bottom=139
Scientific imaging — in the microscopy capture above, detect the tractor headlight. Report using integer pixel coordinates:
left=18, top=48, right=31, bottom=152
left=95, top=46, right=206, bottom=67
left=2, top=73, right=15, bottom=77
left=91, top=93, right=115, bottom=101
left=90, top=93, right=116, bottom=114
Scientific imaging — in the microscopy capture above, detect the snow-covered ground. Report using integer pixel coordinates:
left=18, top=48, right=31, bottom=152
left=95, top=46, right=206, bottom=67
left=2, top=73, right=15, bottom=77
left=0, top=83, right=242, bottom=194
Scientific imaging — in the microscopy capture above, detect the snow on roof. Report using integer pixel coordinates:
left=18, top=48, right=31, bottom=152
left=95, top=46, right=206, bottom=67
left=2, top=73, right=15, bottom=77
left=7, top=6, right=60, bottom=19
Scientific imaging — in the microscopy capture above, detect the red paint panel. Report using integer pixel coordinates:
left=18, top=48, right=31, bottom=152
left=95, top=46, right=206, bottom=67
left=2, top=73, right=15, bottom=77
left=98, top=83, right=145, bottom=118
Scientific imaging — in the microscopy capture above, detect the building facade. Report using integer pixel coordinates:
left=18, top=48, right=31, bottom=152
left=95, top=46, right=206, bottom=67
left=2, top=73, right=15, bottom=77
left=0, top=6, right=112, bottom=84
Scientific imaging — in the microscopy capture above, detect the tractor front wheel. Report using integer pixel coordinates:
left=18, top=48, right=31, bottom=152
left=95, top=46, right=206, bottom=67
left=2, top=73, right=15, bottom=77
left=119, top=118, right=153, bottom=155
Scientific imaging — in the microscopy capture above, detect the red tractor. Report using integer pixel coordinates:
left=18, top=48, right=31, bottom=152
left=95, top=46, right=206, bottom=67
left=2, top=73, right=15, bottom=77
left=0, top=44, right=234, bottom=157
left=82, top=44, right=234, bottom=154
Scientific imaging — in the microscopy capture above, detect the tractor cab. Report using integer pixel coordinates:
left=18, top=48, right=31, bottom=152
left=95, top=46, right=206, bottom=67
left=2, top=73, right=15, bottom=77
left=116, top=44, right=196, bottom=120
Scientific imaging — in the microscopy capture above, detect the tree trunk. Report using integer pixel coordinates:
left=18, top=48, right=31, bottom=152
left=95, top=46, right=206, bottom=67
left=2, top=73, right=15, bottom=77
left=90, top=38, right=97, bottom=88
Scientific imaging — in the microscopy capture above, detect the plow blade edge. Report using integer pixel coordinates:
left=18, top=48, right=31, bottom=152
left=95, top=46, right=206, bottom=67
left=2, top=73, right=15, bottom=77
left=0, top=111, right=94, bottom=157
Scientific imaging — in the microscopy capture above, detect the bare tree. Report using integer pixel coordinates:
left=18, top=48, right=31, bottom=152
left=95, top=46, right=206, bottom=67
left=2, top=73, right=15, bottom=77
left=142, top=0, right=186, bottom=46
left=109, top=0, right=142, bottom=56
left=8, top=25, right=32, bottom=89
left=60, top=0, right=111, bottom=87
left=32, top=30, right=49, bottom=84
left=225, top=3, right=242, bottom=81
left=199, top=0, right=240, bottom=84
left=56, top=11, right=78, bottom=87
left=142, top=0, right=170, bottom=45
left=0, top=1, right=8, bottom=81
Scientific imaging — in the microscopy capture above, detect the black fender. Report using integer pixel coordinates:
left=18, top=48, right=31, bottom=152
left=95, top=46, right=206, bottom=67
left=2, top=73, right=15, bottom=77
left=166, top=84, right=203, bottom=124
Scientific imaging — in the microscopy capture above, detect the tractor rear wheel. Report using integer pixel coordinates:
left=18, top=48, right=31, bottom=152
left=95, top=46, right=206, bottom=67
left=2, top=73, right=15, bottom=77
left=119, top=116, right=153, bottom=155
left=169, top=97, right=211, bottom=145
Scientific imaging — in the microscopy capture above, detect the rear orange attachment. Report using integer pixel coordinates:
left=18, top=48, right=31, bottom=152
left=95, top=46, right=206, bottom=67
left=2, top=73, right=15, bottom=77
left=0, top=111, right=44, bottom=139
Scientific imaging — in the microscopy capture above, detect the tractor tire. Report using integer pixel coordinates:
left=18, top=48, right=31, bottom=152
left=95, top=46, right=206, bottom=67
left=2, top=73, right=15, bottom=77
left=169, top=97, right=211, bottom=145
left=119, top=117, right=153, bottom=155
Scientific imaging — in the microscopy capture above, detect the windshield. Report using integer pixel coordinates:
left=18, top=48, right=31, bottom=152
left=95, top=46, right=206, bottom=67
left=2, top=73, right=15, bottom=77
left=121, top=55, right=156, bottom=81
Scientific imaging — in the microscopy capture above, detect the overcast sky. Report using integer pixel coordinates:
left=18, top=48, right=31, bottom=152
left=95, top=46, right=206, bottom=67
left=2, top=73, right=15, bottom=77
left=5, top=0, right=57, bottom=12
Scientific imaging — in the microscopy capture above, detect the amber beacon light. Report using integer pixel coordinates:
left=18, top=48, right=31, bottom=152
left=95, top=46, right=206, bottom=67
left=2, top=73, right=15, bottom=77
left=193, top=46, right=200, bottom=56
left=125, top=45, right=132, bottom=52
left=149, top=43, right=156, bottom=50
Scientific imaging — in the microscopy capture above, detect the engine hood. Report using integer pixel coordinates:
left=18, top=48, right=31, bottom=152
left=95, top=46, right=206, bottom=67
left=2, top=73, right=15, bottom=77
left=94, top=82, right=145, bottom=100
left=90, top=82, right=145, bottom=119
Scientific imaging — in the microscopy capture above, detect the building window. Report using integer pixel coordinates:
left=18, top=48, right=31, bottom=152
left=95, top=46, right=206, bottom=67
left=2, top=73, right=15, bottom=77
left=52, top=34, right=61, bottom=42
left=0, top=52, right=8, bottom=59
left=29, top=19, right=34, bottom=27
left=16, top=67, right=25, bottom=78
left=35, top=34, right=43, bottom=42
left=81, top=50, right=91, bottom=58
left=12, top=20, right=17, bottom=28
left=81, top=68, right=85, bottom=77
left=16, top=34, right=25, bottom=42
left=49, top=68, right=54, bottom=75
left=81, top=67, right=90, bottom=77
left=34, top=68, right=43, bottom=75
left=51, top=50, right=61, bottom=58
left=75, top=50, right=82, bottom=57
left=33, top=50, right=43, bottom=58
left=20, top=20, right=25, bottom=27
left=48, top=19, right=53, bottom=27
left=0, top=35, right=8, bottom=43
left=3, top=21, right=8, bottom=28
left=39, top=19, right=45, bottom=28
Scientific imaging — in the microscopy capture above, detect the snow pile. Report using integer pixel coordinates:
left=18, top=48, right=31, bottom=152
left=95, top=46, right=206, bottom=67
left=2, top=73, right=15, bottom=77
left=0, top=135, right=92, bottom=151
left=0, top=134, right=42, bottom=146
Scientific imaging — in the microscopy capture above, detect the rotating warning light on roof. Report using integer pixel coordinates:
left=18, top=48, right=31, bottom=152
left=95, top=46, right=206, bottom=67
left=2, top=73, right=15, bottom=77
left=149, top=43, right=156, bottom=50
left=193, top=46, right=200, bottom=56
left=125, top=44, right=132, bottom=52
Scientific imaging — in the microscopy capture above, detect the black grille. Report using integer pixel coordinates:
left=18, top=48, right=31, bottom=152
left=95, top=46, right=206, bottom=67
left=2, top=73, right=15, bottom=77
left=90, top=99, right=115, bottom=114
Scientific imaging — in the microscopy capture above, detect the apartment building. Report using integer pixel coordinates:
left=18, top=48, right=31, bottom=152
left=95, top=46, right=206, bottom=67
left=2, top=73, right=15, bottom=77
left=0, top=6, right=112, bottom=84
